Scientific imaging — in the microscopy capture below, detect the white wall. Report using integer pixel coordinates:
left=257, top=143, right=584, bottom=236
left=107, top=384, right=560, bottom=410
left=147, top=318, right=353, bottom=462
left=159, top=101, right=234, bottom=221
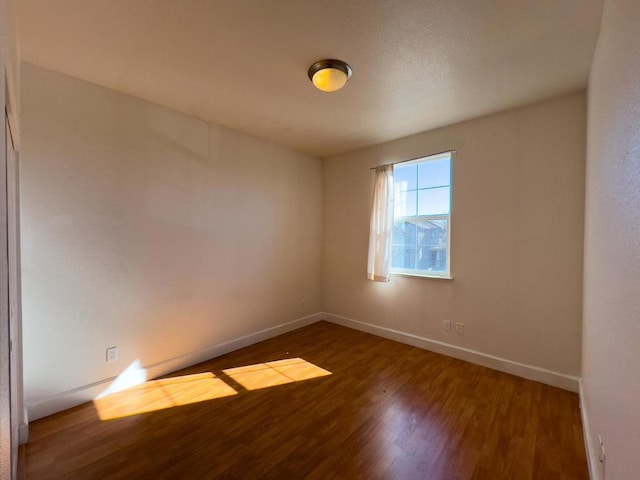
left=582, top=0, right=640, bottom=478
left=20, top=63, right=323, bottom=419
left=324, top=93, right=586, bottom=381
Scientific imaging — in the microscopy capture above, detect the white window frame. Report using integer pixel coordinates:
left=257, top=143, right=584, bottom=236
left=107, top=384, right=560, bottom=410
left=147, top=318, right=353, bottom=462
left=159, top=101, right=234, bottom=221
left=391, top=151, right=453, bottom=280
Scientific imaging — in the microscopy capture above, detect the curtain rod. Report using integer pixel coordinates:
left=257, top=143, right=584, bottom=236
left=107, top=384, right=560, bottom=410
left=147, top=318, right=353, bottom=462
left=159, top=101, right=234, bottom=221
left=369, top=149, right=456, bottom=170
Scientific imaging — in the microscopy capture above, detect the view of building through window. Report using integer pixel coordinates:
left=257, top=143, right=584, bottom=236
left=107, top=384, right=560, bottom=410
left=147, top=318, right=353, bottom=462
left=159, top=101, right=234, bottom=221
left=392, top=152, right=451, bottom=277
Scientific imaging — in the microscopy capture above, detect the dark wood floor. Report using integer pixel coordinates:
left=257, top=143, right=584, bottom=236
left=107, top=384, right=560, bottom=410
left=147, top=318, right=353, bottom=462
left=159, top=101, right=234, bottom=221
left=19, top=321, right=588, bottom=479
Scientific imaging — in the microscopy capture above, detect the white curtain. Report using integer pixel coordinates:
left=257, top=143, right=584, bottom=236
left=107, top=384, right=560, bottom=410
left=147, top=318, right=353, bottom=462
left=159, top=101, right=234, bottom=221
left=367, top=164, right=394, bottom=281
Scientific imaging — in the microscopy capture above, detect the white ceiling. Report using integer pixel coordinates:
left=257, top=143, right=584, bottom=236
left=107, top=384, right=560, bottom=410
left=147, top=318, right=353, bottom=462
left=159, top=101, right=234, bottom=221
left=17, top=0, right=604, bottom=157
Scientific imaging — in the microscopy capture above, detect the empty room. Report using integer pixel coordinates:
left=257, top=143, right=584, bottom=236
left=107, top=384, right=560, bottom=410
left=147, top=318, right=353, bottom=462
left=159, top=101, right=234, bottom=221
left=1, top=0, right=639, bottom=479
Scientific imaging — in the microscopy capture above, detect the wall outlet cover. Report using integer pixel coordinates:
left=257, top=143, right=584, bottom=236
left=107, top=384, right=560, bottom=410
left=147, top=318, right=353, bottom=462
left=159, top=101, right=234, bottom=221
left=106, top=346, right=118, bottom=363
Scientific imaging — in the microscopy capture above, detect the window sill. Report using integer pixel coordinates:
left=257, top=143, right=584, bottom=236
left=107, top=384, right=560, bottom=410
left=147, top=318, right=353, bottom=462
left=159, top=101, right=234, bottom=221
left=391, top=272, right=454, bottom=281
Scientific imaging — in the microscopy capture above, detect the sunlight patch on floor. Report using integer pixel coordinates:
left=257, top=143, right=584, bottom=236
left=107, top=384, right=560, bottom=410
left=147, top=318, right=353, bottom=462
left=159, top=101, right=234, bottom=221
left=93, top=358, right=331, bottom=421
left=223, top=358, right=332, bottom=391
left=93, top=372, right=237, bottom=420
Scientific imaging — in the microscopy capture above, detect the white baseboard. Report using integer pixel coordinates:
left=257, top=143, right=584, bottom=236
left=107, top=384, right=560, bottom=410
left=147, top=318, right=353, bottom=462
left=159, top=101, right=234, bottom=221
left=27, top=313, right=324, bottom=421
left=18, top=406, right=28, bottom=444
left=322, top=313, right=579, bottom=392
left=18, top=422, right=28, bottom=445
left=579, top=380, right=599, bottom=480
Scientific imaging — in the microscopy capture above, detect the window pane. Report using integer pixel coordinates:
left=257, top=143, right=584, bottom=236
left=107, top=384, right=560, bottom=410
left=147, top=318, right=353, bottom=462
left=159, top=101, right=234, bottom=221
left=393, top=220, right=417, bottom=247
left=418, top=158, right=451, bottom=189
left=418, top=187, right=450, bottom=215
left=416, top=219, right=448, bottom=272
left=394, top=164, right=417, bottom=191
left=395, top=190, right=417, bottom=217
left=390, top=154, right=451, bottom=277
left=392, top=246, right=416, bottom=269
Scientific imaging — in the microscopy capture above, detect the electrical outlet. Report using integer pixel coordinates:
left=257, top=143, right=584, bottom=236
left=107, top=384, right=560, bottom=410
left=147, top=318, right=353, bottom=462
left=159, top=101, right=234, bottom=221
left=455, top=323, right=464, bottom=335
left=443, top=320, right=451, bottom=332
left=106, top=346, right=118, bottom=363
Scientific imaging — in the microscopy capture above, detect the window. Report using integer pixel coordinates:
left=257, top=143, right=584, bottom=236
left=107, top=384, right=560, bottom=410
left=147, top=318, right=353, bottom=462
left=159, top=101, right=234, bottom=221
left=392, top=152, right=451, bottom=278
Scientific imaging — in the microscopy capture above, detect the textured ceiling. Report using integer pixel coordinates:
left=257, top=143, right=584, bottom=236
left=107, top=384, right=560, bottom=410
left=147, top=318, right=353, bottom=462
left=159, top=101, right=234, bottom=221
left=17, top=0, right=604, bottom=157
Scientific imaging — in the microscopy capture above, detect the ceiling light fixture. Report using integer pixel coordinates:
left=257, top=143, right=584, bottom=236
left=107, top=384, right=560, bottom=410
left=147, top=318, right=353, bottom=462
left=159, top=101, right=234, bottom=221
left=308, top=59, right=352, bottom=92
